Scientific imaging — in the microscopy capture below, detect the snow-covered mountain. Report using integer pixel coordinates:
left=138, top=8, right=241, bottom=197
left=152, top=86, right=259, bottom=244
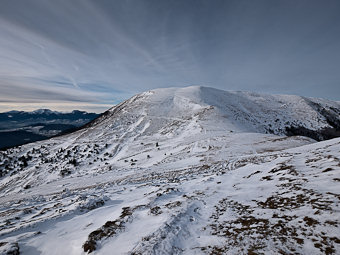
left=87, top=86, right=340, bottom=139
left=0, top=86, right=339, bottom=254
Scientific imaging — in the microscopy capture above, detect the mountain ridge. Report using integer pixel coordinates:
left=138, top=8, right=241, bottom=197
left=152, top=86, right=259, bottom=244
left=85, top=86, right=340, bottom=141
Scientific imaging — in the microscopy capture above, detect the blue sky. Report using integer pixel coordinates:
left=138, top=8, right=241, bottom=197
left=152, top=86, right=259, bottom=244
left=0, top=0, right=340, bottom=112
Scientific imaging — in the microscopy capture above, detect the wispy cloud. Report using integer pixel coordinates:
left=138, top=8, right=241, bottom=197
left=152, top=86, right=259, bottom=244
left=0, top=0, right=339, bottom=112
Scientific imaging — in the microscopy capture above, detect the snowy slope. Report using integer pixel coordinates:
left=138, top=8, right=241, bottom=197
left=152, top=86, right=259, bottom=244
left=0, top=86, right=339, bottom=254
left=86, top=86, right=340, bottom=139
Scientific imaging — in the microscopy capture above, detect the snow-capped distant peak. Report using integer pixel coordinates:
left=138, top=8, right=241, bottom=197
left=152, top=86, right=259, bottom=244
left=31, top=109, right=59, bottom=115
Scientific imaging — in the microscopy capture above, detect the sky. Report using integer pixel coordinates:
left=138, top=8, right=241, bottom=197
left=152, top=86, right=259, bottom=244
left=0, top=0, right=340, bottom=113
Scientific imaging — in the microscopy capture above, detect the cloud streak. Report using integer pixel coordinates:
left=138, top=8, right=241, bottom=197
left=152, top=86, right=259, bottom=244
left=0, top=0, right=340, bottom=112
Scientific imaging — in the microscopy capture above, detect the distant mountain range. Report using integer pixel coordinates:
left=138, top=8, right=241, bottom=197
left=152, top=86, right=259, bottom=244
left=0, top=109, right=100, bottom=149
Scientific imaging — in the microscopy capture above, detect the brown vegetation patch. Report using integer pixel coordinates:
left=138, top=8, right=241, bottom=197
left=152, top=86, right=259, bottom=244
left=83, top=205, right=146, bottom=253
left=322, top=168, right=333, bottom=173
left=257, top=194, right=307, bottom=209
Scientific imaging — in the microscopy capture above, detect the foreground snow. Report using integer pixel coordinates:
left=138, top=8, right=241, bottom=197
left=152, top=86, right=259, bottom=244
left=1, top=137, right=339, bottom=254
left=0, top=86, right=339, bottom=254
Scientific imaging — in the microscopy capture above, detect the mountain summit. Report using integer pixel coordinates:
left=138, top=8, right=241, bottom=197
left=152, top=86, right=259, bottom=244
left=0, top=86, right=339, bottom=254
left=88, top=86, right=340, bottom=140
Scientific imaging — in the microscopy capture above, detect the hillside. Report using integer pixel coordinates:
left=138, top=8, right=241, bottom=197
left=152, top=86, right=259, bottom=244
left=0, top=86, right=339, bottom=254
